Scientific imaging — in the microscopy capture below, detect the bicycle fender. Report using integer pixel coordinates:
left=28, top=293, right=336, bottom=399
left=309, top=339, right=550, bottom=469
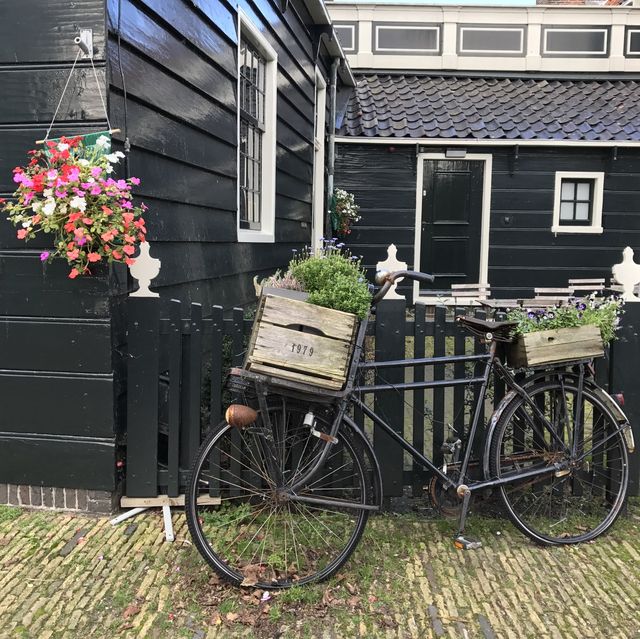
left=343, top=414, right=384, bottom=508
left=482, top=389, right=518, bottom=479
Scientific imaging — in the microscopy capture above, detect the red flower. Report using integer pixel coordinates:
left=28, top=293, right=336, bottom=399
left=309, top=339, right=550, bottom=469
left=125, top=258, right=135, bottom=266
left=67, top=249, right=79, bottom=260
left=123, top=234, right=135, bottom=244
left=64, top=222, right=76, bottom=233
left=87, top=252, right=101, bottom=263
left=123, top=212, right=134, bottom=226
left=68, top=212, right=83, bottom=222
left=112, top=250, right=122, bottom=260
left=17, top=229, right=28, bottom=239
left=68, top=268, right=80, bottom=279
left=82, top=217, right=93, bottom=225
left=101, top=205, right=113, bottom=216
left=122, top=245, right=135, bottom=256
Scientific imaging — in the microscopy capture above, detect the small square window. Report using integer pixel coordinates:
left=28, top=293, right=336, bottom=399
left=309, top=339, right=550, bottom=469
left=552, top=172, right=604, bottom=235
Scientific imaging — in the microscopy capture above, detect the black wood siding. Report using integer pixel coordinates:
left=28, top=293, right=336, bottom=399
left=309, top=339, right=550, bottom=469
left=335, top=143, right=640, bottom=298
left=0, top=1, right=121, bottom=491
left=106, top=0, right=324, bottom=310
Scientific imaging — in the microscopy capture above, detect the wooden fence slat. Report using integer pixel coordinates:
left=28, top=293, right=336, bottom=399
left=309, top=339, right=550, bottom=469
left=472, top=308, right=487, bottom=458
left=209, top=305, right=224, bottom=429
left=374, top=299, right=407, bottom=498
left=453, top=307, right=466, bottom=439
left=432, top=306, right=446, bottom=468
left=167, top=299, right=182, bottom=498
left=412, top=303, right=426, bottom=497
left=125, top=297, right=161, bottom=498
left=180, top=303, right=203, bottom=472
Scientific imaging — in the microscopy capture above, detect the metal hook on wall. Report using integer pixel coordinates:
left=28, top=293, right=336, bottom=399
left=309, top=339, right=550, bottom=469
left=74, top=29, right=94, bottom=59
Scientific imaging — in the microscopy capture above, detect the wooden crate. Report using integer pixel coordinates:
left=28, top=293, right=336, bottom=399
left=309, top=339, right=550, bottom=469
left=245, top=294, right=359, bottom=390
left=507, top=325, right=604, bottom=368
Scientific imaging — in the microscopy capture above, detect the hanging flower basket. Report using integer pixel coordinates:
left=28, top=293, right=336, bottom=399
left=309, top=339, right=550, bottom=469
left=2, top=134, right=147, bottom=279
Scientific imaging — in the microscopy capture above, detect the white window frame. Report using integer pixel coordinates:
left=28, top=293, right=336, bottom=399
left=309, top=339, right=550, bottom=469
left=552, top=171, right=604, bottom=235
left=374, top=24, right=440, bottom=54
left=237, top=12, right=277, bottom=243
left=312, top=68, right=327, bottom=250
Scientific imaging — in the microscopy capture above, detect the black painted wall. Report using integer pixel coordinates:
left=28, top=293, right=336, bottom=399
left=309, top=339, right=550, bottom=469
left=106, top=0, right=326, bottom=309
left=0, top=0, right=124, bottom=491
left=335, top=143, right=640, bottom=298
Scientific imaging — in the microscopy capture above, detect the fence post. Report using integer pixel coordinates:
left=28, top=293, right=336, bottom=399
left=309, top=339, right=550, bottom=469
left=374, top=298, right=406, bottom=499
left=126, top=242, right=161, bottom=497
left=610, top=303, right=640, bottom=496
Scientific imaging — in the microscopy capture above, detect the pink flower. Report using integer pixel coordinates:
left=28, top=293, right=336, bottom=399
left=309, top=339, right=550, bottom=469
left=87, top=252, right=101, bottom=263
left=46, top=169, right=58, bottom=180
left=121, top=200, right=133, bottom=209
left=77, top=236, right=87, bottom=247
left=68, top=268, right=80, bottom=279
left=90, top=186, right=102, bottom=196
left=130, top=176, right=140, bottom=185
left=67, top=168, right=80, bottom=182
left=116, top=179, right=127, bottom=190
left=40, top=251, right=50, bottom=262
left=55, top=190, right=68, bottom=198
left=17, top=229, right=28, bottom=239
left=91, top=167, right=102, bottom=178
left=122, top=245, right=135, bottom=256
left=125, top=257, right=136, bottom=266
left=23, top=192, right=34, bottom=204
left=67, top=249, right=79, bottom=260
left=74, top=228, right=84, bottom=238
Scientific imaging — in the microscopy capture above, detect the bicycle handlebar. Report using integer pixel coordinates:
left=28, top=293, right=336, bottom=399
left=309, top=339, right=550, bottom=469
left=372, top=269, right=435, bottom=304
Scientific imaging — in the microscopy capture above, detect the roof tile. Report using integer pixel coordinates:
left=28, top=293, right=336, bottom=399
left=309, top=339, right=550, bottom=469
left=340, top=74, right=640, bottom=141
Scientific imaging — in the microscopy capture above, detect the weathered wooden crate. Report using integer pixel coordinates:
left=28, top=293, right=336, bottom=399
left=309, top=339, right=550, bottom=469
left=507, top=324, right=604, bottom=368
left=244, top=293, right=359, bottom=390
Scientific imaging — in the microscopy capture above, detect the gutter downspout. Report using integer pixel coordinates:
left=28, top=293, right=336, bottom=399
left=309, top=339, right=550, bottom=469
left=325, top=57, right=339, bottom=238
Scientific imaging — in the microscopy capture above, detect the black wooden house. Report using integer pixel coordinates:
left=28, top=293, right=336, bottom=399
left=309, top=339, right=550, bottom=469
left=0, top=0, right=351, bottom=506
left=328, top=4, right=640, bottom=301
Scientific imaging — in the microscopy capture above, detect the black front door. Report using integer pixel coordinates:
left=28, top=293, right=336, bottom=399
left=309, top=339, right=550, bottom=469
left=419, top=159, right=484, bottom=292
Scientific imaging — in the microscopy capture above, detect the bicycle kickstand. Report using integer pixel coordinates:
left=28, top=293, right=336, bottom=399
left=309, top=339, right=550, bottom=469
left=453, top=486, right=482, bottom=551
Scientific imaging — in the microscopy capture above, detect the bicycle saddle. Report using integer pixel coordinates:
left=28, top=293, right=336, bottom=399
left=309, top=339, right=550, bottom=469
left=456, top=316, right=517, bottom=339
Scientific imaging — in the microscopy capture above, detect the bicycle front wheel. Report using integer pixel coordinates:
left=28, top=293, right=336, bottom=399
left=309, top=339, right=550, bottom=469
left=185, top=399, right=372, bottom=588
left=489, top=379, right=628, bottom=545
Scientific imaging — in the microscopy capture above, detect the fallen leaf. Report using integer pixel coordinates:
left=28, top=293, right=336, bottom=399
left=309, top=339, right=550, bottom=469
left=262, top=604, right=271, bottom=615
left=225, top=612, right=239, bottom=622
left=347, top=596, right=360, bottom=609
left=123, top=604, right=141, bottom=619
left=345, top=582, right=358, bottom=595
left=211, top=613, right=222, bottom=626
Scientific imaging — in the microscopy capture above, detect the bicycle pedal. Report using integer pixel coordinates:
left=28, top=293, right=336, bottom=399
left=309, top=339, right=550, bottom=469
left=453, top=536, right=482, bottom=550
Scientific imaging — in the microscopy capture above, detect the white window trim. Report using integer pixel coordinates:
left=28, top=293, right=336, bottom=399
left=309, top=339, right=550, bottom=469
left=542, top=28, right=608, bottom=56
left=334, top=24, right=356, bottom=52
left=413, top=153, right=493, bottom=304
left=459, top=27, right=524, bottom=55
left=374, top=25, right=440, bottom=53
left=312, top=68, right=327, bottom=250
left=237, top=11, right=277, bottom=244
left=552, top=171, right=604, bottom=235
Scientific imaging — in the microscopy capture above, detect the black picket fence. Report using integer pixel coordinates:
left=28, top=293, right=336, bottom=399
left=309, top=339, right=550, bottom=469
left=124, top=296, right=640, bottom=500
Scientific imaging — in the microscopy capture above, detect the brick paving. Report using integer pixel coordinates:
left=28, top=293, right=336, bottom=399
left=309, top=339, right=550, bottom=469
left=0, top=507, right=639, bottom=638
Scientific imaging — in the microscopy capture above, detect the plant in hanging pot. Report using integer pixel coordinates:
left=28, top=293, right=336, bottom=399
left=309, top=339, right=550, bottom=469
left=1, top=135, right=147, bottom=279
left=330, top=188, right=361, bottom=237
left=505, top=295, right=624, bottom=368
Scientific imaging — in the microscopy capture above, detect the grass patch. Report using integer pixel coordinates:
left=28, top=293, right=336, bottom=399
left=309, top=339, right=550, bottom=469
left=0, top=505, right=21, bottom=523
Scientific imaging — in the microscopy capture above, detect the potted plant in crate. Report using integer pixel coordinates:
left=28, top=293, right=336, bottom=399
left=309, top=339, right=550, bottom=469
left=246, top=240, right=371, bottom=390
left=1, top=135, right=147, bottom=279
left=506, top=295, right=623, bottom=368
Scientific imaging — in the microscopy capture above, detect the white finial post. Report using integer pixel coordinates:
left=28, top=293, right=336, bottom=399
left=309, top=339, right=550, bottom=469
left=129, top=241, right=161, bottom=298
left=376, top=244, right=407, bottom=300
left=611, top=246, right=640, bottom=302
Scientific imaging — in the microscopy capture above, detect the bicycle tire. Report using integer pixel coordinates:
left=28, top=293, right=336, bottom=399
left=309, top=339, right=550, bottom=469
left=489, top=378, right=629, bottom=545
left=185, top=398, right=373, bottom=588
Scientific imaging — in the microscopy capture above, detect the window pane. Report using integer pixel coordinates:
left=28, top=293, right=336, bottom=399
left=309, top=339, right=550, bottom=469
left=560, top=202, right=574, bottom=220
left=561, top=181, right=575, bottom=200
left=575, top=202, right=590, bottom=221
left=576, top=182, right=590, bottom=201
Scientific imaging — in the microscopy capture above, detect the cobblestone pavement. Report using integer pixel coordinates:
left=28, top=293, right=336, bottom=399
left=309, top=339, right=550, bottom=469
left=0, top=506, right=639, bottom=639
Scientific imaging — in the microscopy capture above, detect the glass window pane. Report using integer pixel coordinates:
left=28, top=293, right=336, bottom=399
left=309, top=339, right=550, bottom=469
left=576, top=182, right=591, bottom=201
left=561, top=181, right=575, bottom=200
left=560, top=202, right=574, bottom=220
left=575, top=202, right=590, bottom=221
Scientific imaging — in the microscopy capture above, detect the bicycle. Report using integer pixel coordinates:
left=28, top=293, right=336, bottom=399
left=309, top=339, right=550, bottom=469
left=185, top=269, right=635, bottom=588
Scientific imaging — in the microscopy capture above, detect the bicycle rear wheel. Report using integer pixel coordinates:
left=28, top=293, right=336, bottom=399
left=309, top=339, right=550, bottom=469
left=185, top=398, right=373, bottom=587
left=489, top=379, right=628, bottom=545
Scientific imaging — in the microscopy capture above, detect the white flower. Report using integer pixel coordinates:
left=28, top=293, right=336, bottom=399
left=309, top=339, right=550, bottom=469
left=43, top=199, right=56, bottom=217
left=43, top=188, right=53, bottom=198
left=104, top=153, right=120, bottom=163
left=115, top=151, right=125, bottom=159
left=31, top=201, right=42, bottom=213
left=96, top=135, right=110, bottom=148
left=59, top=203, right=68, bottom=215
left=105, top=164, right=114, bottom=174
left=86, top=177, right=95, bottom=183
left=21, top=221, right=31, bottom=228
left=78, top=158, right=90, bottom=167
left=69, top=196, right=87, bottom=212
left=57, top=142, right=70, bottom=152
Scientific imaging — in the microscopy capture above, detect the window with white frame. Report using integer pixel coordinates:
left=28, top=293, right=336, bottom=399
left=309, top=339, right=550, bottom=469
left=552, top=172, right=604, bottom=234
left=238, top=14, right=277, bottom=242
